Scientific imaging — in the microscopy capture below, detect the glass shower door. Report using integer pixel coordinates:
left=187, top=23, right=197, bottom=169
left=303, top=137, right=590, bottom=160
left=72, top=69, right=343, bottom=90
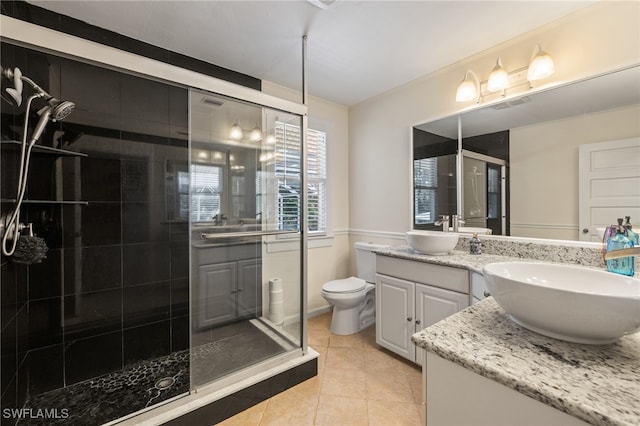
left=187, top=89, right=303, bottom=389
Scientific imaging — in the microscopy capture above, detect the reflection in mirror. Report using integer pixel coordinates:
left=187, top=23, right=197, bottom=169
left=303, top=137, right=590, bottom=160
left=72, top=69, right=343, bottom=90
left=413, top=65, right=640, bottom=241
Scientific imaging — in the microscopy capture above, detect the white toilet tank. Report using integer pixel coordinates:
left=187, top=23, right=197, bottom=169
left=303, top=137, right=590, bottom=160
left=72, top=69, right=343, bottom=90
left=355, top=242, right=389, bottom=283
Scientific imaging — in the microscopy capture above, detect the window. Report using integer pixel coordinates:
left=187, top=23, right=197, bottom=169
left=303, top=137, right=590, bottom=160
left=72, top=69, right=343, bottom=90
left=414, top=157, right=438, bottom=224
left=274, top=122, right=327, bottom=234
left=184, top=164, right=223, bottom=222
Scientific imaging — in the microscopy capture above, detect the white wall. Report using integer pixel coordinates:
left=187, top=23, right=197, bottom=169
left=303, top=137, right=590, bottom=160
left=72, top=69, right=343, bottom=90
left=349, top=1, right=640, bottom=249
left=510, top=104, right=640, bottom=240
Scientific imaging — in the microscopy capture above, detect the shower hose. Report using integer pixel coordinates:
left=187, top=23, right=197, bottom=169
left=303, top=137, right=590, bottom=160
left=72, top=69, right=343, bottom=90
left=2, top=93, right=44, bottom=256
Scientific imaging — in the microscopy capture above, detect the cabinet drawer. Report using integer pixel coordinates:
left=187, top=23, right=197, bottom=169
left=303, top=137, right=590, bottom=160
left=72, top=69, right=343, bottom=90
left=376, top=255, right=469, bottom=294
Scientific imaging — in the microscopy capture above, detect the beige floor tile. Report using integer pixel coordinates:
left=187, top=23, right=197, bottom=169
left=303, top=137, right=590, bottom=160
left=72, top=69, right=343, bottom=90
left=309, top=327, right=331, bottom=347
left=329, top=332, right=364, bottom=348
left=405, top=365, right=424, bottom=404
left=292, top=374, right=323, bottom=395
left=315, top=395, right=368, bottom=426
left=220, top=312, right=428, bottom=426
left=325, top=346, right=365, bottom=370
left=309, top=312, right=332, bottom=330
left=365, top=368, right=416, bottom=403
left=367, top=400, right=422, bottom=426
left=363, top=348, right=404, bottom=374
left=259, top=389, right=319, bottom=425
left=360, top=325, right=377, bottom=348
left=216, top=399, right=268, bottom=426
left=321, top=367, right=366, bottom=397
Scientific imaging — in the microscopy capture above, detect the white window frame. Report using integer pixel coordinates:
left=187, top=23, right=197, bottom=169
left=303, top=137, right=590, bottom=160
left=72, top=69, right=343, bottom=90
left=274, top=122, right=327, bottom=236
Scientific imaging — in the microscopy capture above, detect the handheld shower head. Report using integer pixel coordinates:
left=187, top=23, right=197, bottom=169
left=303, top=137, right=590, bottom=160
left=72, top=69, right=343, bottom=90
left=28, top=99, right=75, bottom=145
left=50, top=99, right=75, bottom=121
left=1, top=66, right=23, bottom=106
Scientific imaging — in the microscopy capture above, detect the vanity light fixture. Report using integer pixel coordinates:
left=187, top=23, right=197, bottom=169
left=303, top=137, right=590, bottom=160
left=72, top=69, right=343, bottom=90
left=249, top=125, right=263, bottom=142
left=455, top=70, right=481, bottom=103
left=527, top=44, right=555, bottom=83
left=265, top=133, right=277, bottom=145
left=229, top=121, right=243, bottom=140
left=487, top=57, right=509, bottom=94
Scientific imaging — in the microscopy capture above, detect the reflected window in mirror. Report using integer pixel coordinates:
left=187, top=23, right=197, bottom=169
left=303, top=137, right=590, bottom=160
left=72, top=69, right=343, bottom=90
left=413, top=127, right=458, bottom=230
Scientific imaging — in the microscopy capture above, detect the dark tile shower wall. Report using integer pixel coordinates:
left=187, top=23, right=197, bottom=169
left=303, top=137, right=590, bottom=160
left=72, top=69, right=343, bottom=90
left=0, top=42, right=190, bottom=422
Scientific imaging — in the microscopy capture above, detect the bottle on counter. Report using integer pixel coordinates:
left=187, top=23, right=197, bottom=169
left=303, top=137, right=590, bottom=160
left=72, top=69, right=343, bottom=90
left=469, top=233, right=482, bottom=255
left=624, top=216, right=639, bottom=246
left=606, top=219, right=634, bottom=276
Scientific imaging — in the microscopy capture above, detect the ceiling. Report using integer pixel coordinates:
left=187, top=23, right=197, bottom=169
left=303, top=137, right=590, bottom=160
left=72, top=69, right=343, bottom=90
left=29, top=0, right=595, bottom=106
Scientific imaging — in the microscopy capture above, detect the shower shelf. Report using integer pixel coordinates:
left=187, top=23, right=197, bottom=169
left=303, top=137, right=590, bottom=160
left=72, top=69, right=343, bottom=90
left=1, top=199, right=89, bottom=205
left=1, top=140, right=88, bottom=157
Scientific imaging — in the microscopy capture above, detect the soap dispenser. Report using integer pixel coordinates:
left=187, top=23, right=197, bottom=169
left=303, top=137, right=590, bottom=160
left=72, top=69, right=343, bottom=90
left=469, top=233, right=482, bottom=255
left=624, top=216, right=639, bottom=246
left=606, top=218, right=634, bottom=276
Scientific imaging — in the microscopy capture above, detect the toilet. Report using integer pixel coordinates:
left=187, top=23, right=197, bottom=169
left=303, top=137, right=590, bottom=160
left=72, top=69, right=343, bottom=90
left=321, top=242, right=389, bottom=335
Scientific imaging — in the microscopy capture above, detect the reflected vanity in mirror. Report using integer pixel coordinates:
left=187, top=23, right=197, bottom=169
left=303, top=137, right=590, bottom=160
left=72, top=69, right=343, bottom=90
left=413, top=65, right=640, bottom=241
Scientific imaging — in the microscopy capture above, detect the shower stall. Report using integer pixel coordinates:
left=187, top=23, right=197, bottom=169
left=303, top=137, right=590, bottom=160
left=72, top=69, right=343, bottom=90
left=0, top=40, right=309, bottom=426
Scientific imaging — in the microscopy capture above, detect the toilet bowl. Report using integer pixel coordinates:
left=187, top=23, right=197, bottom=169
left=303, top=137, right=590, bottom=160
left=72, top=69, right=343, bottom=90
left=321, top=278, right=375, bottom=335
left=321, top=242, right=388, bottom=335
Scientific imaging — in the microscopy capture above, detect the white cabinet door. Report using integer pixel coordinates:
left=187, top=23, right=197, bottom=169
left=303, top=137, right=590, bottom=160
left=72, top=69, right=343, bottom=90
left=415, top=283, right=469, bottom=366
left=236, top=258, right=260, bottom=318
left=376, top=274, right=416, bottom=362
left=416, top=283, right=469, bottom=328
left=198, top=262, right=237, bottom=329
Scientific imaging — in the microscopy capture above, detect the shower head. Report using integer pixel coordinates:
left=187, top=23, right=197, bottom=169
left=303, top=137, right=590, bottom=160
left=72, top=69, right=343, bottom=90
left=49, top=99, right=75, bottom=121
left=1, top=66, right=23, bottom=106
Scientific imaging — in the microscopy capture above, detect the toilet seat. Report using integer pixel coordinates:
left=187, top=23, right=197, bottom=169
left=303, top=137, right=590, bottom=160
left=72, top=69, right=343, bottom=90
left=322, top=277, right=367, bottom=294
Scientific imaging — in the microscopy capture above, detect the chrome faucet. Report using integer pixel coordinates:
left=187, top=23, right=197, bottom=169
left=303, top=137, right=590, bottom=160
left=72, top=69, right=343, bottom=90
left=434, top=215, right=450, bottom=232
left=603, top=245, right=640, bottom=260
left=451, top=215, right=465, bottom=232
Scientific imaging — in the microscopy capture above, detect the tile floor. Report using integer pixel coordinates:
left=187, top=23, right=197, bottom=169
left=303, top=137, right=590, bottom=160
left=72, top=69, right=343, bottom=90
left=219, top=312, right=424, bottom=425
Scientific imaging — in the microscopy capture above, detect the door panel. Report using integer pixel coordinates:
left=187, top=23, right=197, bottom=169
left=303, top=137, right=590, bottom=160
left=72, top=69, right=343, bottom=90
left=376, top=274, right=415, bottom=362
left=198, top=262, right=237, bottom=328
left=579, top=138, right=640, bottom=241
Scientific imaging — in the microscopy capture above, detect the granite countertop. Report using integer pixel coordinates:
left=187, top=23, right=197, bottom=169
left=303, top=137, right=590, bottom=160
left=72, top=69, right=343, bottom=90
left=412, top=298, right=640, bottom=426
left=374, top=245, right=570, bottom=275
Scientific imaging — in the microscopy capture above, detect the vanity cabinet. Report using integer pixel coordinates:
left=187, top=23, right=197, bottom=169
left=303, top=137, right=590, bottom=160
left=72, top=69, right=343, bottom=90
left=194, top=242, right=262, bottom=329
left=375, top=255, right=469, bottom=365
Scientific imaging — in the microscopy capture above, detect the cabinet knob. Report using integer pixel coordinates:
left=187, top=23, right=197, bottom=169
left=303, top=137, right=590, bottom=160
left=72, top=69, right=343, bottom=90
left=415, top=320, right=421, bottom=325
left=582, top=228, right=589, bottom=234
left=483, top=290, right=491, bottom=298
left=407, top=317, right=412, bottom=322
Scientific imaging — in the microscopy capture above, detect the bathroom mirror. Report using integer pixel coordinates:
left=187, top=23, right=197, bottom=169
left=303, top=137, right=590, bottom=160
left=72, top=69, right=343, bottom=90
left=413, top=64, right=640, bottom=241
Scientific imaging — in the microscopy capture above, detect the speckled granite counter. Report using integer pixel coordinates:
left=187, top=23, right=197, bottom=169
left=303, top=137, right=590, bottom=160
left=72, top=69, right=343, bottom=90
left=374, top=245, right=524, bottom=274
left=412, top=298, right=640, bottom=426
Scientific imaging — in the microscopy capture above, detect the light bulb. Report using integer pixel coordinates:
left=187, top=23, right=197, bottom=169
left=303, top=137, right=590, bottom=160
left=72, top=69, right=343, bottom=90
left=229, top=122, right=243, bottom=140
left=456, top=71, right=480, bottom=103
left=249, top=125, right=263, bottom=142
left=528, top=46, right=555, bottom=81
left=487, top=58, right=509, bottom=93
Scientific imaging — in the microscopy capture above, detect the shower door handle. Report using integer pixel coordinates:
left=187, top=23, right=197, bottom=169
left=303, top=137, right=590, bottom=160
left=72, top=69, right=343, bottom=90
left=201, top=230, right=299, bottom=240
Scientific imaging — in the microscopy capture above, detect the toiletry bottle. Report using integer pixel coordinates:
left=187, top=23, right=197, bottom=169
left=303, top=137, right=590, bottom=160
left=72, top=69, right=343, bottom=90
left=469, top=233, right=482, bottom=255
left=624, top=216, right=639, bottom=246
left=606, top=220, right=634, bottom=276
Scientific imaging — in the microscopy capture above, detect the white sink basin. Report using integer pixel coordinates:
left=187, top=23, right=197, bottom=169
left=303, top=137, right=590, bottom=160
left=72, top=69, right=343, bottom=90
left=406, top=230, right=459, bottom=255
left=483, top=262, right=640, bottom=344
